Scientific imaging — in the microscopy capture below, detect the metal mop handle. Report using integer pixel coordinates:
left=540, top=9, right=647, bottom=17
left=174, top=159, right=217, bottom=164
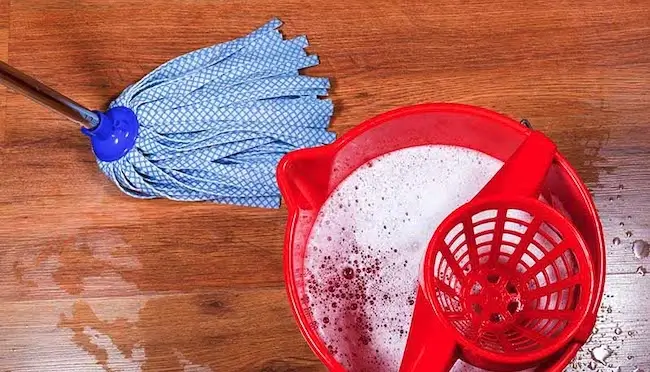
left=0, top=60, right=99, bottom=128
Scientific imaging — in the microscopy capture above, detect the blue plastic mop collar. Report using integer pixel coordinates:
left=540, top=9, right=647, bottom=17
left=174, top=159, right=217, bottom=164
left=81, top=107, right=139, bottom=162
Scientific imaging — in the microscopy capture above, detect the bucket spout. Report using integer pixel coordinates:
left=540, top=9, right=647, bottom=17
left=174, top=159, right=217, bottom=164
left=277, top=148, right=335, bottom=211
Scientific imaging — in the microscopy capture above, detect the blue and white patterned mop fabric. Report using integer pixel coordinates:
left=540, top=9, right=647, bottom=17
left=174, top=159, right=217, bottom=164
left=98, top=18, right=334, bottom=208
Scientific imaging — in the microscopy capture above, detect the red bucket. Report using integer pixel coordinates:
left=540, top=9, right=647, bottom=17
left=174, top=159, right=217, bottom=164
left=277, top=103, right=605, bottom=371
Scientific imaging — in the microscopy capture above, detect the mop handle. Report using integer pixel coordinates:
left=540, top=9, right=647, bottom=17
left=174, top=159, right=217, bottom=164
left=0, top=60, right=99, bottom=129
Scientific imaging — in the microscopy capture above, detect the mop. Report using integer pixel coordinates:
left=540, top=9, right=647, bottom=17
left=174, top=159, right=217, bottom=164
left=0, top=18, right=334, bottom=208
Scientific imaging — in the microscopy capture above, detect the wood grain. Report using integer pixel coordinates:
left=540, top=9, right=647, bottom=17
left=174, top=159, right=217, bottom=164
left=0, top=0, right=7, bottom=144
left=0, top=1, right=649, bottom=371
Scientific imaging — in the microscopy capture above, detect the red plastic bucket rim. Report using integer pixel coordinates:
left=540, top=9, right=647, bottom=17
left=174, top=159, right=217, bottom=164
left=277, top=102, right=606, bottom=372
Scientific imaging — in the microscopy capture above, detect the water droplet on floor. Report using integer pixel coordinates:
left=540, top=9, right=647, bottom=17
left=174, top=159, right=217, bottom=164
left=636, top=266, right=646, bottom=276
left=609, top=197, right=614, bottom=202
left=590, top=345, right=613, bottom=365
left=588, top=361, right=598, bottom=370
left=619, top=184, right=624, bottom=190
left=628, top=330, right=636, bottom=336
left=607, top=306, right=613, bottom=313
left=633, top=240, right=650, bottom=259
left=613, top=237, right=621, bottom=245
left=593, top=327, right=599, bottom=334
left=615, top=326, right=623, bottom=335
left=628, top=215, right=632, bottom=220
left=617, top=195, right=621, bottom=200
left=613, top=336, right=618, bottom=341
left=620, top=222, right=625, bottom=227
left=628, top=355, right=634, bottom=360
left=626, top=231, right=633, bottom=238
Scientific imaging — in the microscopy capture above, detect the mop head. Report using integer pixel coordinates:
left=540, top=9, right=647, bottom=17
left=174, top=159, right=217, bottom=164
left=97, top=19, right=334, bottom=208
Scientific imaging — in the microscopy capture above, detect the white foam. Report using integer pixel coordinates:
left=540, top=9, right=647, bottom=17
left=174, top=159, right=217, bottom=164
left=304, top=145, right=504, bottom=371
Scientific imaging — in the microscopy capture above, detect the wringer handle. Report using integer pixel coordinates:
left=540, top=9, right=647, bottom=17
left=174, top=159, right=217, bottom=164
left=474, top=131, right=557, bottom=200
left=400, top=288, right=458, bottom=372
left=0, top=60, right=99, bottom=128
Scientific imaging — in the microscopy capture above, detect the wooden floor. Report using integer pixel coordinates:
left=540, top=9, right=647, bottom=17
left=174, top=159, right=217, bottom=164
left=1, top=1, right=649, bottom=371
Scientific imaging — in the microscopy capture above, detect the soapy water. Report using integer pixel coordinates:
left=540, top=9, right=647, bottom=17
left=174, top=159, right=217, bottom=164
left=632, top=240, right=649, bottom=259
left=304, top=145, right=505, bottom=371
left=590, top=344, right=613, bottom=365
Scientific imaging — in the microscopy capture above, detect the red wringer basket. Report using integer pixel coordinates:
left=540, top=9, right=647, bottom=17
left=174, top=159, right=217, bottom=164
left=401, top=132, right=595, bottom=372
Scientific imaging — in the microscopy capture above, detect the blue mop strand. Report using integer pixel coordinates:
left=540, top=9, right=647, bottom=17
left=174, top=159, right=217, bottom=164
left=93, top=18, right=334, bottom=208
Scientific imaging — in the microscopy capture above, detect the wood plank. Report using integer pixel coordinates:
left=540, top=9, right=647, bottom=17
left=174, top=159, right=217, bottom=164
left=0, top=289, right=322, bottom=371
left=1, top=0, right=649, bottom=371
left=0, top=0, right=7, bottom=144
left=0, top=216, right=288, bottom=302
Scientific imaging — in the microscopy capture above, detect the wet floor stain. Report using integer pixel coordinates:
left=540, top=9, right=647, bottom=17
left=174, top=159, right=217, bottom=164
left=3, top=226, right=310, bottom=372
left=549, top=122, right=614, bottom=189
left=59, top=301, right=142, bottom=371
